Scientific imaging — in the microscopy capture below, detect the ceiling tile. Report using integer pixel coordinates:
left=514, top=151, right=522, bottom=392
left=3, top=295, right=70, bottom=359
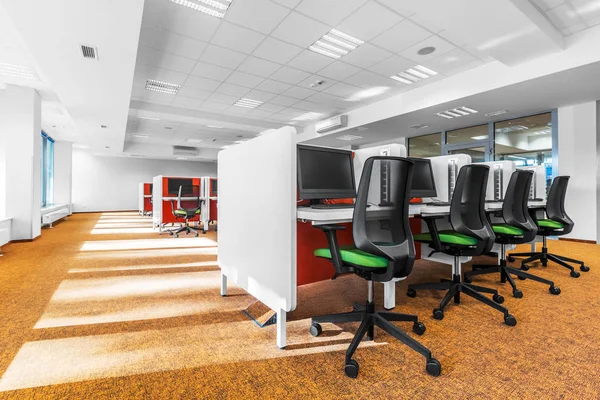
left=546, top=3, right=581, bottom=30
left=177, top=87, right=212, bottom=100
left=375, top=0, right=418, bottom=17
left=225, top=71, right=265, bottom=88
left=249, top=109, right=276, bottom=119
left=252, top=38, right=304, bottom=64
left=282, top=85, right=317, bottom=99
left=270, top=95, right=300, bottom=106
left=237, top=57, right=282, bottom=78
left=532, top=0, right=565, bottom=11
left=287, top=50, right=335, bottom=73
left=279, top=107, right=305, bottom=117
left=255, top=79, right=294, bottom=94
left=272, top=0, right=302, bottom=7
left=171, top=96, right=204, bottom=109
left=211, top=22, right=266, bottom=54
left=157, top=0, right=222, bottom=41
left=136, top=47, right=196, bottom=74
left=134, top=65, right=188, bottom=87
left=336, top=2, right=403, bottom=41
left=269, top=66, right=311, bottom=84
left=215, top=83, right=251, bottom=97
left=228, top=106, right=253, bottom=115
left=201, top=45, right=248, bottom=69
left=399, top=35, right=455, bottom=63
left=201, top=102, right=230, bottom=112
left=244, top=89, right=277, bottom=102
left=137, top=91, right=175, bottom=106
left=322, top=82, right=363, bottom=98
left=206, top=93, right=239, bottom=105
left=267, top=113, right=293, bottom=121
left=225, top=0, right=291, bottom=35
left=295, top=0, right=368, bottom=26
left=422, top=48, right=482, bottom=76
left=370, top=55, right=414, bottom=77
left=258, top=103, right=286, bottom=113
left=317, top=61, right=361, bottom=81
left=190, top=62, right=234, bottom=81
left=343, top=70, right=393, bottom=89
left=371, top=20, right=432, bottom=53
left=271, top=11, right=330, bottom=48
left=140, top=24, right=208, bottom=60
left=292, top=100, right=324, bottom=112
left=341, top=43, right=392, bottom=69
left=185, top=76, right=222, bottom=91
left=305, top=92, right=349, bottom=108
left=298, top=75, right=337, bottom=91
left=572, top=0, right=600, bottom=26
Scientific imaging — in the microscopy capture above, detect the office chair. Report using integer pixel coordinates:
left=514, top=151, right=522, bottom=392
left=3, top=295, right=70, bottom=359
left=169, top=185, right=202, bottom=238
left=507, top=176, right=589, bottom=277
left=406, top=164, right=517, bottom=326
left=309, top=157, right=441, bottom=379
left=464, top=170, right=560, bottom=298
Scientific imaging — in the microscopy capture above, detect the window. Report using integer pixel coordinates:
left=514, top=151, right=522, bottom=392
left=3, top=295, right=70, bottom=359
left=446, top=124, right=488, bottom=145
left=494, top=113, right=553, bottom=183
left=41, top=132, right=54, bottom=207
left=407, top=133, right=442, bottom=157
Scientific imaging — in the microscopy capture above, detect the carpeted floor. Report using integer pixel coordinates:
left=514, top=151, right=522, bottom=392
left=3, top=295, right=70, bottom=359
left=0, top=212, right=598, bottom=399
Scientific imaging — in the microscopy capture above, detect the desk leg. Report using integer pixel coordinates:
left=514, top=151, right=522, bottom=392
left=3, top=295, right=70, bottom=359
left=383, top=281, right=396, bottom=310
left=220, top=273, right=227, bottom=297
left=276, top=309, right=286, bottom=350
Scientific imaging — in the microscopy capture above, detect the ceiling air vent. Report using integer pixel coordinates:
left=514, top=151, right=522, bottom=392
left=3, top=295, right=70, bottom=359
left=81, top=45, right=98, bottom=59
left=173, top=145, right=198, bottom=157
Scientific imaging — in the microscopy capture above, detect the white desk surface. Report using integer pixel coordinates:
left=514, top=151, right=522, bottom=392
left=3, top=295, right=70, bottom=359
left=143, top=195, right=152, bottom=198
left=163, top=196, right=206, bottom=201
left=420, top=200, right=546, bottom=216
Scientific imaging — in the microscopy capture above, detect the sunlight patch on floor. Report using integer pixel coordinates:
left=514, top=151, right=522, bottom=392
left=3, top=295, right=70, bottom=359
left=80, top=237, right=217, bottom=251
left=76, top=247, right=218, bottom=260
left=91, top=227, right=157, bottom=234
left=69, top=261, right=218, bottom=273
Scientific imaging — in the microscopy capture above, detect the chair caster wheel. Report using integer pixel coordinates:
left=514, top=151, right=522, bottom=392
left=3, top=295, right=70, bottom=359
left=203, top=231, right=207, bottom=234
left=195, top=233, right=199, bottom=237
left=513, top=290, right=523, bottom=299
left=175, top=234, right=179, bottom=238
left=570, top=270, right=580, bottom=278
left=344, top=359, right=359, bottom=378
left=309, top=323, right=322, bottom=337
left=426, top=358, right=442, bottom=377
left=433, top=309, right=444, bottom=320
left=406, top=288, right=417, bottom=298
left=412, top=322, right=426, bottom=335
left=549, top=285, right=561, bottom=295
left=463, top=276, right=472, bottom=283
left=507, top=256, right=516, bottom=263
left=580, top=265, right=590, bottom=272
left=493, top=293, right=504, bottom=304
left=504, top=314, right=517, bottom=326
left=517, top=275, right=526, bottom=280
left=169, top=232, right=174, bottom=236
left=521, top=264, right=530, bottom=271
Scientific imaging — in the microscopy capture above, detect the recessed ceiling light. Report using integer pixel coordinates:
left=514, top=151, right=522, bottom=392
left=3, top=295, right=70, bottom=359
left=206, top=125, right=223, bottom=128
left=485, top=110, right=508, bottom=117
left=234, top=98, right=263, bottom=109
left=133, top=134, right=150, bottom=138
left=410, top=124, right=429, bottom=129
left=471, top=135, right=488, bottom=140
left=336, top=134, right=363, bottom=141
left=105, top=146, right=111, bottom=149
left=164, top=126, right=173, bottom=130
left=101, top=125, right=108, bottom=129
left=436, top=106, right=478, bottom=119
left=176, top=157, right=188, bottom=160
left=139, top=116, right=160, bottom=121
left=170, top=0, right=232, bottom=18
left=391, top=65, right=437, bottom=85
left=0, top=62, right=39, bottom=80
left=145, top=79, right=181, bottom=95
left=346, top=86, right=390, bottom=102
left=309, top=29, right=364, bottom=60
left=186, top=138, right=203, bottom=143
left=417, top=46, right=436, bottom=55
left=292, top=112, right=324, bottom=121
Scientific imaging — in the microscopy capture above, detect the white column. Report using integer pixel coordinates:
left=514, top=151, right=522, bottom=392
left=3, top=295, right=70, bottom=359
left=54, top=141, right=73, bottom=213
left=276, top=309, right=286, bottom=350
left=220, top=272, right=227, bottom=297
left=0, top=85, right=42, bottom=240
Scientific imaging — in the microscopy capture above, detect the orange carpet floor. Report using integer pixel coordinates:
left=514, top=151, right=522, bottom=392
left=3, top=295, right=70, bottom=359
left=0, top=212, right=598, bottom=399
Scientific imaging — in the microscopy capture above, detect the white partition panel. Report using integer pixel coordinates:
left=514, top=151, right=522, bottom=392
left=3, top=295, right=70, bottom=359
left=478, top=161, right=516, bottom=201
left=518, top=165, right=546, bottom=200
left=218, top=126, right=297, bottom=313
left=425, top=154, right=472, bottom=202
left=138, top=183, right=145, bottom=214
left=152, top=176, right=163, bottom=228
left=353, top=143, right=407, bottom=189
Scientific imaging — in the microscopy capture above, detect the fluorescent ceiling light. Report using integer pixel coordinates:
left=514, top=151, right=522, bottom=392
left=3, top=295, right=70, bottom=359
left=139, top=116, right=160, bottom=121
left=436, top=113, right=453, bottom=119
left=309, top=29, right=364, bottom=59
left=391, top=65, right=437, bottom=85
left=471, top=135, right=488, bottom=140
left=206, top=125, right=223, bottom=128
left=133, top=134, right=150, bottom=138
left=292, top=112, right=324, bottom=121
left=170, top=0, right=232, bottom=19
left=460, top=106, right=478, bottom=114
left=346, top=86, right=390, bottom=102
left=0, top=62, right=39, bottom=80
left=336, top=134, right=363, bottom=141
left=186, top=138, right=203, bottom=143
left=176, top=157, right=188, bottom=160
left=234, top=98, right=263, bottom=109
left=145, top=79, right=181, bottom=95
left=445, top=110, right=463, bottom=117
left=436, top=106, right=478, bottom=119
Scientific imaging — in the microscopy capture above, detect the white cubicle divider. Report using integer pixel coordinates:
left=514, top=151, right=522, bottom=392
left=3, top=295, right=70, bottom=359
left=478, top=161, right=516, bottom=201
left=518, top=165, right=547, bottom=200
left=218, top=126, right=297, bottom=349
left=138, top=183, right=145, bottom=215
left=152, top=175, right=163, bottom=229
left=353, top=143, right=407, bottom=190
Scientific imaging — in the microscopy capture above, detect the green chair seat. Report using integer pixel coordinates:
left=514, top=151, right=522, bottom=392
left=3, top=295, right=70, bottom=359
left=314, top=246, right=388, bottom=268
left=414, top=231, right=478, bottom=246
left=492, top=224, right=524, bottom=236
left=174, top=209, right=200, bottom=216
left=537, top=219, right=564, bottom=229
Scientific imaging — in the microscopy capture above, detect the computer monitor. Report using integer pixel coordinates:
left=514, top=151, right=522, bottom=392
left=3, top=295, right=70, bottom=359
left=168, top=178, right=193, bottom=195
left=407, top=157, right=437, bottom=198
left=297, top=145, right=356, bottom=200
left=149, top=183, right=153, bottom=194
left=211, top=179, right=217, bottom=196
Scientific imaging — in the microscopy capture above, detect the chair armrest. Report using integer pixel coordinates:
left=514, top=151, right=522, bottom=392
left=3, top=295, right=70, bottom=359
left=316, top=224, right=350, bottom=279
left=417, top=215, right=444, bottom=252
left=317, top=224, right=346, bottom=231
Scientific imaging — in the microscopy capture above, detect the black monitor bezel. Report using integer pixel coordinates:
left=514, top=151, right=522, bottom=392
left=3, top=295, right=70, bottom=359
left=168, top=178, right=194, bottom=196
left=406, top=157, right=437, bottom=198
left=297, top=144, right=357, bottom=200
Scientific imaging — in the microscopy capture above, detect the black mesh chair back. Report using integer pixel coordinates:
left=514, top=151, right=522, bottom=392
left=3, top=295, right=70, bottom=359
left=177, top=185, right=202, bottom=218
left=545, top=176, right=574, bottom=234
left=450, top=164, right=495, bottom=255
left=353, top=157, right=415, bottom=282
left=502, top=170, right=537, bottom=242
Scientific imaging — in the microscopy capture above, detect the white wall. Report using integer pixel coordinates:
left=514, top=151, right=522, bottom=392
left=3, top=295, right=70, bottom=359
left=72, top=150, right=217, bottom=212
left=54, top=141, right=73, bottom=211
left=557, top=102, right=597, bottom=241
left=597, top=101, right=600, bottom=244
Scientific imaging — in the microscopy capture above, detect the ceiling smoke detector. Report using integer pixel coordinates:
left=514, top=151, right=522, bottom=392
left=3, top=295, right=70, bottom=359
left=417, top=46, right=436, bottom=55
left=310, top=80, right=325, bottom=88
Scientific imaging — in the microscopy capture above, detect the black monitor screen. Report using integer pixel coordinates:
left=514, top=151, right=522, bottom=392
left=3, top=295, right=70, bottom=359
left=149, top=183, right=153, bottom=194
left=297, top=145, right=356, bottom=199
left=168, top=178, right=193, bottom=195
left=407, top=157, right=437, bottom=198
left=211, top=179, right=217, bottom=196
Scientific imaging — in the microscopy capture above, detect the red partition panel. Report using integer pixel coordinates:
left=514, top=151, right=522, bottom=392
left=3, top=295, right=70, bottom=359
left=161, top=177, right=202, bottom=224
left=143, top=183, right=152, bottom=213
left=209, top=199, right=218, bottom=221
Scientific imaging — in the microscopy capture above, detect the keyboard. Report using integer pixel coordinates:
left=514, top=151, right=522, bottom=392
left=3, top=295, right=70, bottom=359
left=310, top=203, right=354, bottom=210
